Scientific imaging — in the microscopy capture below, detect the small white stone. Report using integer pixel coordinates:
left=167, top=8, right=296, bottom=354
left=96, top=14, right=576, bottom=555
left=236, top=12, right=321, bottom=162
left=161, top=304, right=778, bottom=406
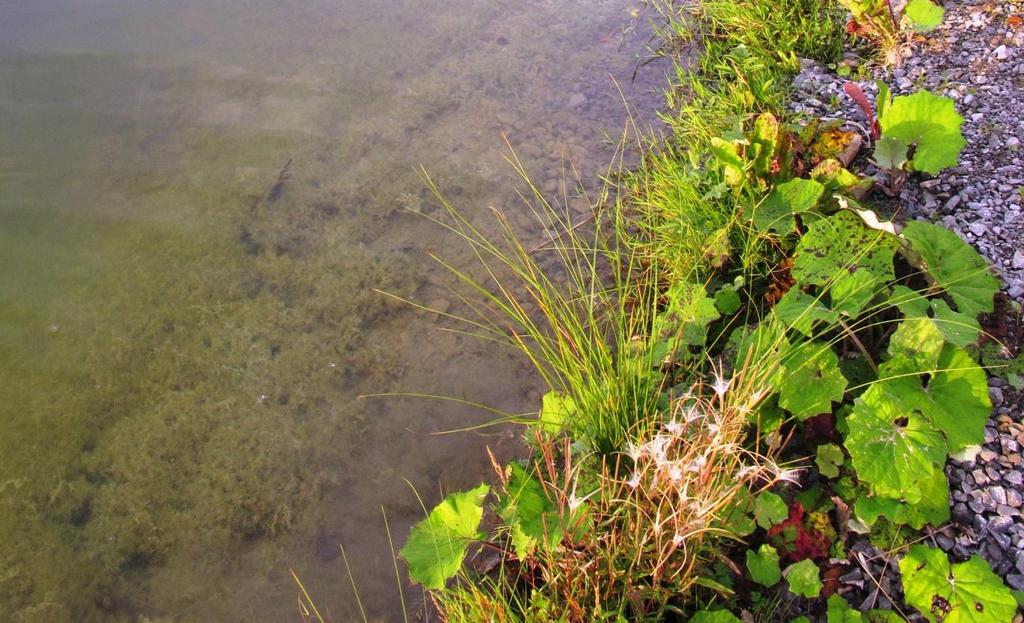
left=969, top=222, right=988, bottom=236
left=995, top=45, right=1010, bottom=61
left=1013, top=249, right=1024, bottom=270
left=1007, top=137, right=1021, bottom=148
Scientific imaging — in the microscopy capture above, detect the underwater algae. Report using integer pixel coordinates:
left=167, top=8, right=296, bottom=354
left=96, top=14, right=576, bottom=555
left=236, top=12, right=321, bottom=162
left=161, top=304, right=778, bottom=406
left=0, top=83, right=425, bottom=618
left=0, top=0, right=662, bottom=617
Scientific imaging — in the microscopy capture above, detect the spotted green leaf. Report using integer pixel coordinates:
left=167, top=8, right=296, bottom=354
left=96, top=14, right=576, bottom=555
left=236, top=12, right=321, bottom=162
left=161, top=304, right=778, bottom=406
left=401, top=484, right=489, bottom=589
left=900, top=545, right=1016, bottom=623
left=829, top=270, right=881, bottom=318
left=793, top=211, right=899, bottom=288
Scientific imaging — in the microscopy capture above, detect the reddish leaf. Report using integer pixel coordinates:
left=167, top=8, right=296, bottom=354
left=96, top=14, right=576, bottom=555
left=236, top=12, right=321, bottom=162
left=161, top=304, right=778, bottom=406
left=843, top=82, right=881, bottom=140
left=766, top=503, right=832, bottom=563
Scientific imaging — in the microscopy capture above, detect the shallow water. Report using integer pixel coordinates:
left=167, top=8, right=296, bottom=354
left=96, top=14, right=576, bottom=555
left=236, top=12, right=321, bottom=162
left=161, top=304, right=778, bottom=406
left=0, top=1, right=662, bottom=621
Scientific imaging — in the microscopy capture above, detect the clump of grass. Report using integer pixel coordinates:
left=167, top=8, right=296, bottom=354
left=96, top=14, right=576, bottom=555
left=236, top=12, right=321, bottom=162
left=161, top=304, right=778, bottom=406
left=418, top=151, right=665, bottom=456
left=650, top=0, right=844, bottom=146
left=431, top=373, right=788, bottom=622
left=625, top=0, right=845, bottom=290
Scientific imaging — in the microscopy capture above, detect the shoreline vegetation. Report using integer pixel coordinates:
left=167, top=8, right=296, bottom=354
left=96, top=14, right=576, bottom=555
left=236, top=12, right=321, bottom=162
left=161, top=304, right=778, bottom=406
left=326, top=1, right=1023, bottom=621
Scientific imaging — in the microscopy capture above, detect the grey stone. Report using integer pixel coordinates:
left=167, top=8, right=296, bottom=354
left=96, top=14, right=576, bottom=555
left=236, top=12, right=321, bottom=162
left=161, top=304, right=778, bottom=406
left=936, top=533, right=956, bottom=551
left=1007, top=574, right=1024, bottom=591
left=991, top=386, right=1005, bottom=407
left=987, top=514, right=1011, bottom=532
left=568, top=93, right=587, bottom=107
left=996, top=504, right=1020, bottom=518
left=1013, top=249, right=1024, bottom=270
left=953, top=502, right=973, bottom=524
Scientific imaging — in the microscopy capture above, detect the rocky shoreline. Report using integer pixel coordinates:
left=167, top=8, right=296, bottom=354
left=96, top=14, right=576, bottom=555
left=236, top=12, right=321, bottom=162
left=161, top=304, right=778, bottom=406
left=788, top=0, right=1024, bottom=610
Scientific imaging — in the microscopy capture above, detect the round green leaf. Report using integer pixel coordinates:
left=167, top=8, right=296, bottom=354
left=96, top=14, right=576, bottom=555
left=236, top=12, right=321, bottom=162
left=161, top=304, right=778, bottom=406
left=539, top=391, right=575, bottom=433
left=496, top=463, right=560, bottom=557
left=873, top=135, right=909, bottom=171
left=784, top=559, right=822, bottom=598
left=690, top=610, right=743, bottom=623
left=816, top=443, right=845, bottom=479
left=902, top=221, right=999, bottom=318
left=778, top=341, right=848, bottom=420
left=746, top=544, right=782, bottom=586
left=755, top=491, right=789, bottom=529
left=854, top=468, right=950, bottom=529
left=879, top=90, right=965, bottom=175
left=652, top=281, right=721, bottom=355
left=846, top=382, right=947, bottom=500
left=400, top=484, right=489, bottom=589
left=890, top=285, right=982, bottom=348
left=913, top=344, right=992, bottom=452
left=827, top=594, right=862, bottom=623
left=772, top=289, right=838, bottom=336
left=754, top=178, right=825, bottom=233
left=904, top=0, right=945, bottom=32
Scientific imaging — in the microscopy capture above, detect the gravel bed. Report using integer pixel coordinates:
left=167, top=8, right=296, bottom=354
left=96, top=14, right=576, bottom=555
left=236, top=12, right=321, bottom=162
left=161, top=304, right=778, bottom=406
left=793, top=0, right=1024, bottom=300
